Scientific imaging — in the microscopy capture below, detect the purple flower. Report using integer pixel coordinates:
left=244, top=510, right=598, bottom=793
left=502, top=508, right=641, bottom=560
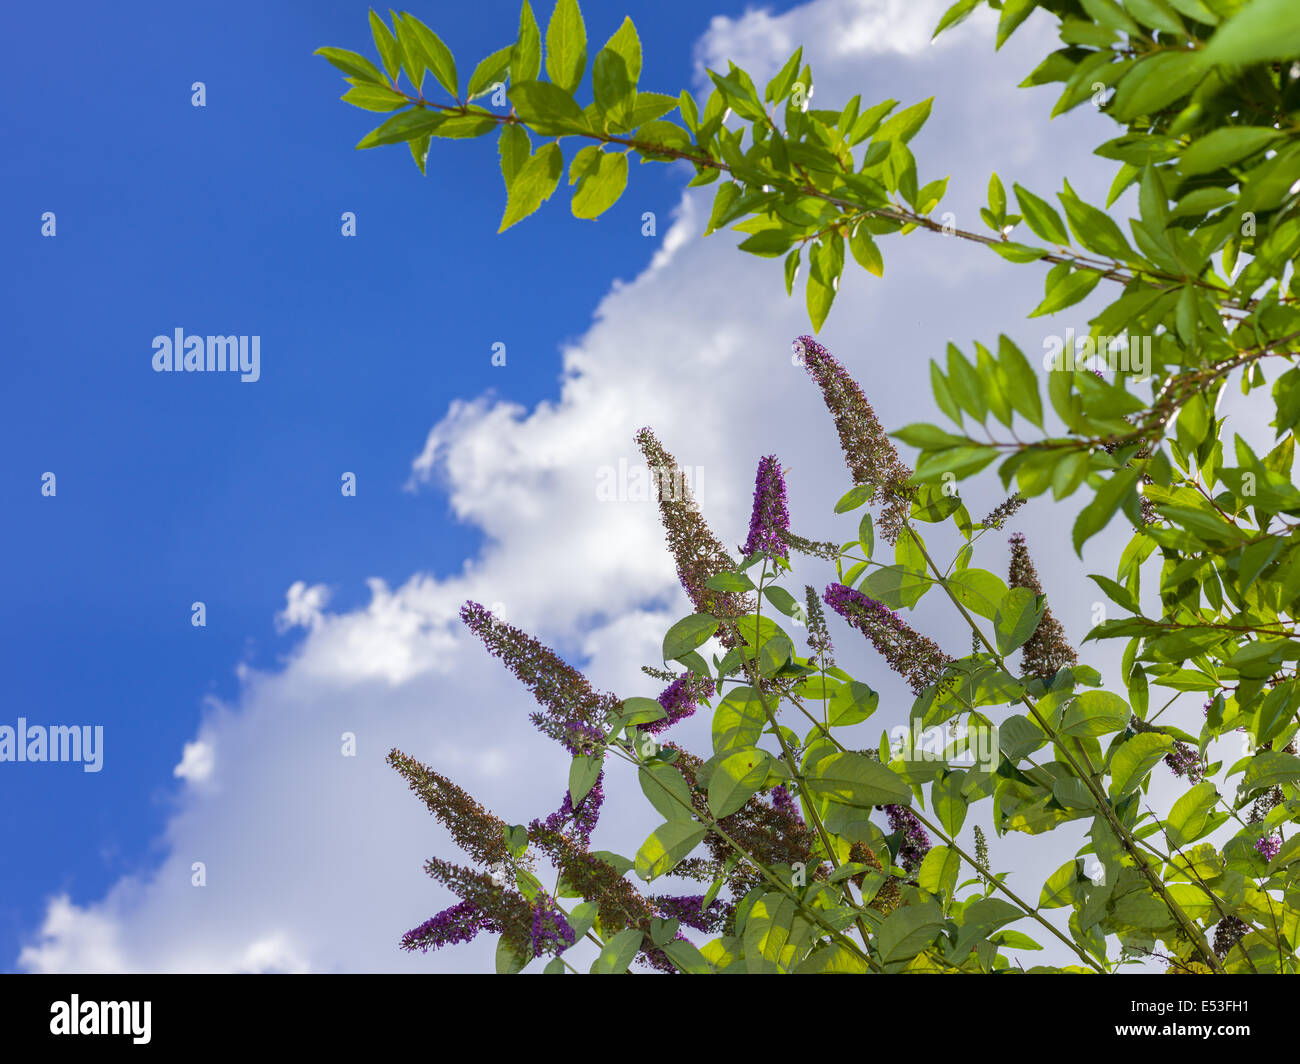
left=795, top=336, right=914, bottom=544
left=770, top=784, right=804, bottom=827
left=1255, top=834, right=1282, bottom=862
left=883, top=804, right=931, bottom=873
left=529, top=895, right=577, bottom=957
left=560, top=720, right=607, bottom=758
left=741, top=455, right=791, bottom=559
left=532, top=770, right=605, bottom=848
left=650, top=894, right=728, bottom=933
left=400, top=901, right=495, bottom=953
left=823, top=583, right=951, bottom=694
left=643, top=674, right=715, bottom=736
left=1164, top=741, right=1203, bottom=782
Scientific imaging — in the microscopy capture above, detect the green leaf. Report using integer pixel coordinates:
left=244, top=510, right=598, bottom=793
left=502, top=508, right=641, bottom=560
left=994, top=586, right=1045, bottom=656
left=997, top=336, right=1043, bottom=428
left=917, top=844, right=961, bottom=902
left=876, top=902, right=945, bottom=963
left=496, top=936, right=528, bottom=973
left=804, top=751, right=912, bottom=807
left=999, top=714, right=1047, bottom=761
left=933, top=0, right=983, bottom=37
left=834, top=485, right=873, bottom=513
left=498, top=123, right=530, bottom=186
left=932, top=770, right=969, bottom=835
left=708, top=747, right=773, bottom=817
left=571, top=150, right=628, bottom=218
left=341, top=82, right=409, bottom=111
left=315, top=46, right=387, bottom=84
left=713, top=687, right=768, bottom=753
left=1039, top=859, right=1079, bottom=909
left=509, top=80, right=589, bottom=135
left=1179, top=127, right=1284, bottom=177
left=829, top=681, right=878, bottom=726
left=1241, top=751, right=1300, bottom=794
left=849, top=224, right=884, bottom=277
left=592, top=48, right=634, bottom=121
left=369, top=11, right=403, bottom=81
left=1166, top=782, right=1220, bottom=847
left=511, top=1, right=542, bottom=84
left=468, top=45, right=514, bottom=100
left=1202, top=0, right=1300, bottom=67
left=355, top=108, right=446, bottom=148
left=498, top=141, right=563, bottom=231
left=735, top=615, right=794, bottom=677
left=1061, top=691, right=1130, bottom=737
left=400, top=12, right=458, bottom=98
left=639, top=762, right=695, bottom=822
left=1072, top=467, right=1140, bottom=556
left=603, top=16, right=642, bottom=86
left=1030, top=265, right=1102, bottom=317
left=663, top=613, right=719, bottom=661
left=1110, top=50, right=1207, bottom=120
left=1059, top=179, right=1134, bottom=260
left=947, top=568, right=1010, bottom=621
left=545, top=0, right=587, bottom=94
left=590, top=928, right=643, bottom=973
left=1108, top=732, right=1172, bottom=798
left=662, top=938, right=712, bottom=973
left=569, top=753, right=602, bottom=804
left=636, top=820, right=707, bottom=880
left=1014, top=183, right=1069, bottom=245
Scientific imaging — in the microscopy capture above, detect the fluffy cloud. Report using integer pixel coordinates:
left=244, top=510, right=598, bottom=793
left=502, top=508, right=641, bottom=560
left=20, top=0, right=1164, bottom=972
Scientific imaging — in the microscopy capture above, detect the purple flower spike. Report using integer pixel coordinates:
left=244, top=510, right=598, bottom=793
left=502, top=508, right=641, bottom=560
left=883, top=804, right=931, bottom=873
left=529, top=895, right=577, bottom=958
left=401, top=901, right=495, bottom=953
left=643, top=674, right=715, bottom=736
left=823, top=583, right=951, bottom=695
left=741, top=455, right=791, bottom=559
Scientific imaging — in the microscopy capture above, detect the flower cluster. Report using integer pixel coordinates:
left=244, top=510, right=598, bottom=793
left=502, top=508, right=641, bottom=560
left=529, top=894, right=577, bottom=957
left=1163, top=741, right=1204, bottom=782
left=823, top=583, right=952, bottom=694
left=642, top=672, right=715, bottom=736
left=1007, top=534, right=1078, bottom=681
left=741, top=455, right=791, bottom=559
left=1255, top=834, right=1282, bottom=862
left=770, top=784, right=804, bottom=827
left=650, top=894, right=729, bottom=933
left=635, top=427, right=751, bottom=641
left=532, top=771, right=605, bottom=848
left=803, top=585, right=834, bottom=666
left=847, top=842, right=902, bottom=914
left=978, top=492, right=1025, bottom=530
left=460, top=601, right=622, bottom=746
left=400, top=900, right=496, bottom=953
left=1213, top=915, right=1249, bottom=958
left=796, top=335, right=915, bottom=543
left=388, top=749, right=512, bottom=867
left=883, top=803, right=931, bottom=873
left=419, top=857, right=535, bottom=958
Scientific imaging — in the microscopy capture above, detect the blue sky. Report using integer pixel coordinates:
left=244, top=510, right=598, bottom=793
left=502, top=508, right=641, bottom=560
left=1, top=0, right=805, bottom=969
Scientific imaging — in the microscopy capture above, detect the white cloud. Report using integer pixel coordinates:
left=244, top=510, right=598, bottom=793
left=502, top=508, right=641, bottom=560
left=20, top=0, right=1167, bottom=972
left=173, top=741, right=215, bottom=784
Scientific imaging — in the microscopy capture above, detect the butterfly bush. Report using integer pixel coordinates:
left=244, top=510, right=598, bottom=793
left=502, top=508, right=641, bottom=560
left=320, top=0, right=1300, bottom=974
